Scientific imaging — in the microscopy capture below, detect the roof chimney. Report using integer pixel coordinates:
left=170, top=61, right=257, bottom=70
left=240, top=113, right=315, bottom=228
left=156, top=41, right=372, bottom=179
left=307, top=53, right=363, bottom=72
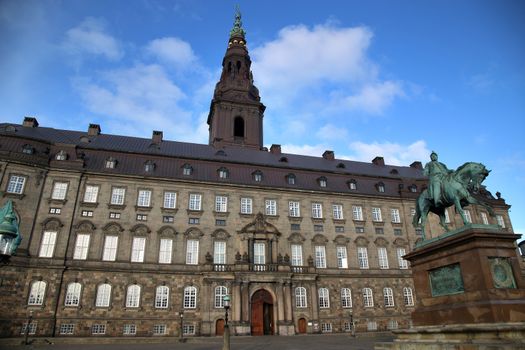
left=322, top=150, right=335, bottom=160
left=88, top=124, right=101, bottom=136
left=270, top=144, right=281, bottom=154
left=410, top=161, right=423, bottom=170
left=152, top=130, right=163, bottom=144
left=23, top=116, right=39, bottom=128
left=372, top=156, right=385, bottom=166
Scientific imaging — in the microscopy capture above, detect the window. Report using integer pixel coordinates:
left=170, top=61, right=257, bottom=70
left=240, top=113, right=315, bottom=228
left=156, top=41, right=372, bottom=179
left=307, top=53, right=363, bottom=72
left=81, top=210, right=93, bottom=217
left=335, top=226, right=345, bottom=233
left=397, top=248, right=408, bottom=269
left=102, top=236, right=118, bottom=261
left=28, top=281, right=46, bottom=305
left=131, top=237, right=146, bottom=262
left=126, top=285, right=141, bottom=308
left=137, top=190, right=151, bottom=207
left=286, top=174, right=296, bottom=185
left=348, top=180, right=357, bottom=190
left=240, top=197, right=252, bottom=214
left=22, top=144, right=34, bottom=154
left=254, top=242, right=265, bottom=264
left=314, top=224, right=324, bottom=232
left=183, top=286, right=197, bottom=308
left=49, top=208, right=61, bottom=214
left=337, top=246, right=348, bottom=268
left=318, top=288, right=330, bottom=308
left=410, top=208, right=416, bottom=216
left=163, top=216, right=174, bottom=223
left=234, top=116, right=245, bottom=137
left=291, top=244, right=303, bottom=266
left=123, top=324, right=136, bottom=335
left=51, top=182, right=68, bottom=200
left=182, top=164, right=193, bottom=176
left=321, top=323, right=332, bottom=333
left=218, top=167, right=229, bottom=179
left=92, top=324, right=106, bottom=335
left=363, top=288, right=374, bottom=307
left=153, top=324, right=166, bottom=335
left=312, top=203, right=323, bottom=219
left=189, top=218, right=199, bottom=225
left=109, top=212, right=120, bottom=219
left=39, top=231, right=57, bottom=257
left=377, top=183, right=385, bottom=193
left=358, top=247, right=369, bottom=269
left=391, top=208, right=401, bottom=223
left=7, top=175, right=26, bottom=194
left=110, top=187, right=125, bottom=205
left=65, top=282, right=81, bottom=306
left=295, top=287, right=307, bottom=308
left=59, top=324, right=75, bottom=335
left=55, top=150, right=67, bottom=161
left=105, top=158, right=116, bottom=169
left=314, top=245, right=326, bottom=268
left=21, top=322, right=37, bottom=335
left=403, top=287, right=414, bottom=306
left=415, top=228, right=423, bottom=236
left=367, top=321, right=377, bottom=331
left=215, top=195, right=228, bottom=212
left=158, top=239, right=172, bottom=264
left=355, top=226, right=365, bottom=233
left=352, top=206, right=363, bottom=221
left=394, top=228, right=402, bottom=236
left=155, top=286, right=169, bottom=309
left=289, top=201, right=300, bottom=217
left=214, top=241, right=226, bottom=264
left=214, top=286, right=228, bottom=308
left=378, top=247, right=389, bottom=269
left=95, top=284, right=111, bottom=307
left=409, top=185, right=418, bottom=193
left=144, top=161, right=155, bottom=173
left=341, top=288, right=352, bottom=308
left=388, top=320, right=399, bottom=330
left=189, top=194, right=202, bottom=211
left=384, top=287, right=394, bottom=307
left=372, top=207, right=382, bottom=222
left=496, top=215, right=506, bottom=228
left=332, top=204, right=343, bottom=220
left=318, top=177, right=327, bottom=188
left=253, top=171, right=263, bottom=182
left=375, top=228, right=384, bottom=235
left=265, top=199, right=277, bottom=216
left=481, top=212, right=489, bottom=225
left=444, top=209, right=451, bottom=223
left=464, top=209, right=472, bottom=223
left=183, top=324, right=195, bottom=335
left=83, top=185, right=99, bottom=203
left=163, top=192, right=176, bottom=209
left=215, top=219, right=226, bottom=226
left=186, top=239, right=199, bottom=265
left=73, top=234, right=90, bottom=260
left=291, top=223, right=300, bottom=231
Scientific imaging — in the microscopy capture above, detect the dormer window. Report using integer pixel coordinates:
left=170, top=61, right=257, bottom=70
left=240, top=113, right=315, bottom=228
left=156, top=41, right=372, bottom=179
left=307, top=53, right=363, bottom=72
left=409, top=185, right=418, bottom=193
left=182, top=164, right=193, bottom=176
left=22, top=144, right=34, bottom=154
left=336, top=162, right=345, bottom=169
left=377, top=182, right=385, bottom=193
left=218, top=167, right=229, bottom=179
left=56, top=150, right=67, bottom=161
left=144, top=160, right=155, bottom=173
left=105, top=157, right=117, bottom=169
left=279, top=157, right=288, bottom=163
left=252, top=170, right=263, bottom=182
left=318, top=176, right=327, bottom=188
left=348, top=179, right=357, bottom=190
left=286, top=173, right=296, bottom=185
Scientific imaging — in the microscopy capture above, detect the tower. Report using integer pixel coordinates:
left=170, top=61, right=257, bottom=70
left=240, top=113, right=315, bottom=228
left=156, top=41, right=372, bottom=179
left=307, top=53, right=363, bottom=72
left=207, top=8, right=266, bottom=149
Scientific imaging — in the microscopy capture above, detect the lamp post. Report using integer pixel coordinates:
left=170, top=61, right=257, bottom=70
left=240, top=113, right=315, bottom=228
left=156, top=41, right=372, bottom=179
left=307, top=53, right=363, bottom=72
left=24, top=310, right=33, bottom=345
left=179, top=310, right=184, bottom=343
left=222, top=295, right=231, bottom=350
left=350, top=312, right=355, bottom=337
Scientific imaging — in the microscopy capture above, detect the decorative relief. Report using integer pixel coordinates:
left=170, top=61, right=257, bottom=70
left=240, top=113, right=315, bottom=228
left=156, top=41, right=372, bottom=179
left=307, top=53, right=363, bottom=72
left=74, top=220, right=96, bottom=232
left=130, top=224, right=151, bottom=235
left=157, top=226, right=177, bottom=236
left=287, top=232, right=305, bottom=244
left=354, top=236, right=369, bottom=246
left=211, top=229, right=231, bottom=240
left=41, top=217, right=63, bottom=230
left=429, top=263, right=464, bottom=297
left=184, top=228, right=204, bottom=239
left=333, top=235, right=350, bottom=245
left=311, top=234, right=328, bottom=244
left=489, top=257, right=517, bottom=289
left=374, top=237, right=389, bottom=247
left=102, top=222, right=124, bottom=234
left=393, top=238, right=408, bottom=247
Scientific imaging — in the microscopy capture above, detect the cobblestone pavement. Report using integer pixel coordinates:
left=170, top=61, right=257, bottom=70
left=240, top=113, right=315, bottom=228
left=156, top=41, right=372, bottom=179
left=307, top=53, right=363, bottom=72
left=4, top=333, right=395, bottom=350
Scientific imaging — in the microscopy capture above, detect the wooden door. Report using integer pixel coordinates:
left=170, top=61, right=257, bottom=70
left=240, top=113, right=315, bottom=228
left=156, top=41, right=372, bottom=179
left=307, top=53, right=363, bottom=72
left=251, top=289, right=273, bottom=336
left=298, top=318, right=307, bottom=334
left=216, top=319, right=225, bottom=336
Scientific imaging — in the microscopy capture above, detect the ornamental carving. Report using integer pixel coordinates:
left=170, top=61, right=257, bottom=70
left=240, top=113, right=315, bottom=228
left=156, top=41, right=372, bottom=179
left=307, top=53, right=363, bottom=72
left=157, top=226, right=177, bottom=236
left=41, top=217, right=63, bottom=230
left=311, top=234, right=328, bottom=244
left=211, top=229, right=231, bottom=240
left=374, top=237, right=389, bottom=247
left=333, top=235, right=350, bottom=245
left=184, top=228, right=204, bottom=239
left=393, top=238, right=408, bottom=247
left=130, top=224, right=151, bottom=235
left=74, top=220, right=96, bottom=232
left=354, top=236, right=369, bottom=246
left=240, top=212, right=281, bottom=237
left=102, top=222, right=125, bottom=234
left=287, top=232, right=305, bottom=244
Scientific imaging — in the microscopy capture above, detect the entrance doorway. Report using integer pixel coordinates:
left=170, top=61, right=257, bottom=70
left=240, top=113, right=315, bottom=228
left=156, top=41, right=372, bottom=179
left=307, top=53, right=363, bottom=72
left=216, top=319, right=225, bottom=336
left=251, top=289, right=274, bottom=335
left=298, top=318, right=307, bottom=334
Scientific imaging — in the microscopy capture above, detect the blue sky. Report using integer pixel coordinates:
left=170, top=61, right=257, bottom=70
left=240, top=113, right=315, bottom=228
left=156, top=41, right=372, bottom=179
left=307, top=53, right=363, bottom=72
left=1, top=0, right=524, bottom=237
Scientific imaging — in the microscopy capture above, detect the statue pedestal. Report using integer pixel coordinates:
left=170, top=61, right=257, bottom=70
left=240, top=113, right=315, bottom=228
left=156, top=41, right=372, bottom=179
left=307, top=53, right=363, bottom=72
left=377, top=226, right=525, bottom=349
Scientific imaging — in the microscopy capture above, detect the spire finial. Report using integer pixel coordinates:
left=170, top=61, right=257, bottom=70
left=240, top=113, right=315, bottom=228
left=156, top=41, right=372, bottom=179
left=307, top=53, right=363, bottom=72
left=230, top=5, right=246, bottom=38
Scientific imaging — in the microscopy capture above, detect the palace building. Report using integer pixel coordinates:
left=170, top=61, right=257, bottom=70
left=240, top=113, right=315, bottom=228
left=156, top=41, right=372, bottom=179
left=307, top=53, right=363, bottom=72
left=0, top=12, right=515, bottom=338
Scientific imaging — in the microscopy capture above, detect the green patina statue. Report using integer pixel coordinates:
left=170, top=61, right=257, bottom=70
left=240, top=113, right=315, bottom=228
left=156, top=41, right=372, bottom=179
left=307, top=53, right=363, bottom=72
left=230, top=5, right=246, bottom=38
left=413, top=152, right=495, bottom=240
left=0, top=200, right=22, bottom=256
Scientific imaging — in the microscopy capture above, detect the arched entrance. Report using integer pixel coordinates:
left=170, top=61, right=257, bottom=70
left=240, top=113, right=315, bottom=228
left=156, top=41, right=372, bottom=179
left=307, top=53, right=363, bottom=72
left=251, top=289, right=274, bottom=335
left=216, top=319, right=225, bottom=336
left=298, top=318, right=307, bottom=334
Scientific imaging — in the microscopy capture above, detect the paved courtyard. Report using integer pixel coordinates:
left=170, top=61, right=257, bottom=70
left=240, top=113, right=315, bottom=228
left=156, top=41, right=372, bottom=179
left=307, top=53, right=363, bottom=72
left=3, top=333, right=394, bottom=350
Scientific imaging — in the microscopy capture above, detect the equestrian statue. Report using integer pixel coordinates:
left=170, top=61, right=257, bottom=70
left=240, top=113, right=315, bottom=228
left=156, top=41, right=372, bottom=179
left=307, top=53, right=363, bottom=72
left=412, top=151, right=495, bottom=240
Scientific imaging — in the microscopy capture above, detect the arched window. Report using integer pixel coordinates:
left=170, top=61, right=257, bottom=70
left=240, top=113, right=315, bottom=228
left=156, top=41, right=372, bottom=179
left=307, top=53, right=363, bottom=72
left=184, top=286, right=197, bottom=309
left=155, top=286, right=169, bottom=309
left=348, top=179, right=357, bottom=190
left=182, top=164, right=193, bottom=176
left=96, top=284, right=111, bottom=307
left=318, top=287, right=330, bottom=308
left=234, top=116, right=245, bottom=138
left=22, top=144, right=34, bottom=154
left=295, top=287, right=307, bottom=308
left=341, top=288, right=352, bottom=308
left=403, top=287, right=414, bottom=306
left=126, top=284, right=141, bottom=308
left=105, top=157, right=117, bottom=169
left=65, top=282, right=82, bottom=306
left=252, top=170, right=263, bottom=182
left=363, top=288, right=374, bottom=307
left=28, top=281, right=46, bottom=305
left=214, top=286, right=228, bottom=308
left=218, top=167, right=229, bottom=179
left=286, top=173, right=296, bottom=185
left=144, top=160, right=155, bottom=173
left=55, top=150, right=67, bottom=160
left=376, top=182, right=385, bottom=193
left=318, top=176, right=327, bottom=188
left=383, top=287, right=394, bottom=307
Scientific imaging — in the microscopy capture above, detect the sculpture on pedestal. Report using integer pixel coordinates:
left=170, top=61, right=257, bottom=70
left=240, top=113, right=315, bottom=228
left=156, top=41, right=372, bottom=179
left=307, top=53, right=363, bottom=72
left=0, top=200, right=22, bottom=256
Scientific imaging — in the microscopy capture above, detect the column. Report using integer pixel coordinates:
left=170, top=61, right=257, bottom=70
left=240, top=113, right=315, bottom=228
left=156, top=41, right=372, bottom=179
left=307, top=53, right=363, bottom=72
left=232, top=281, right=241, bottom=322
left=284, top=282, right=292, bottom=321
left=241, top=281, right=250, bottom=322
left=268, top=239, right=273, bottom=264
left=310, top=283, right=319, bottom=321
left=276, top=282, right=285, bottom=322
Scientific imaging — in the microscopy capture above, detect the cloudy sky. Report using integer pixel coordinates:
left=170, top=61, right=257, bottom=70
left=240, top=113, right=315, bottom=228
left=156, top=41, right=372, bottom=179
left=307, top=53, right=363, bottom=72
left=1, top=0, right=524, bottom=237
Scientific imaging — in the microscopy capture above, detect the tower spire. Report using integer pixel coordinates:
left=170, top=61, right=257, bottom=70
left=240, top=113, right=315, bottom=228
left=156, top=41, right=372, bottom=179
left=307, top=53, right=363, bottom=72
left=230, top=5, right=246, bottom=38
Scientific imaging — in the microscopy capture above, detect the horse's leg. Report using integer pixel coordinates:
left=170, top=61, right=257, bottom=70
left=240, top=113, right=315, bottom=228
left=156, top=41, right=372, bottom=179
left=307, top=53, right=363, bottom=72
left=438, top=211, right=449, bottom=231
left=454, top=197, right=469, bottom=225
left=419, top=202, right=429, bottom=240
left=466, top=194, right=495, bottom=217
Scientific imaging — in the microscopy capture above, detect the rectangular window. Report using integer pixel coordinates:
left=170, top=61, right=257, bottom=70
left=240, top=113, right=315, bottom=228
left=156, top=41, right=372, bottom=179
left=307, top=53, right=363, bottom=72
left=397, top=248, right=408, bottom=269
left=7, top=175, right=26, bottom=194
left=131, top=237, right=146, bottom=262
left=137, top=190, right=151, bottom=207
left=189, top=193, right=202, bottom=211
left=158, top=238, right=173, bottom=264
left=367, top=321, right=377, bottom=331
left=186, top=239, right=199, bottom=264
left=136, top=214, right=147, bottom=221
left=375, top=227, right=384, bottom=235
left=496, top=215, right=506, bottom=228
left=355, top=226, right=365, bottom=233
left=83, top=185, right=99, bottom=203
left=321, top=323, right=332, bottom=333
left=289, top=201, right=300, bottom=217
left=336, top=246, right=348, bottom=268
left=59, top=324, right=75, bottom=335
left=291, top=223, right=300, bottom=231
left=49, top=208, right=61, bottom=215
left=153, top=324, right=167, bottom=335
left=357, top=247, right=369, bottom=269
left=91, top=324, right=106, bottom=335
left=39, top=231, right=57, bottom=257
left=123, top=324, right=136, bottom=335
left=335, top=226, right=345, bottom=233
left=312, top=203, right=323, bottom=219
left=332, top=204, right=343, bottom=220
left=481, top=212, right=489, bottom=225
left=291, top=244, right=303, bottom=266
left=163, top=215, right=174, bottom=223
left=390, top=208, right=401, bottom=223
left=378, top=247, right=389, bottom=269
left=215, top=219, right=226, bottom=226
left=214, top=241, right=226, bottom=264
left=109, top=212, right=121, bottom=219
left=314, top=224, right=324, bottom=232
left=102, top=236, right=118, bottom=261
left=51, top=182, right=68, bottom=200
left=21, top=322, right=37, bottom=335
left=254, top=242, right=266, bottom=264
left=215, top=195, right=228, bottom=212
left=352, top=206, right=363, bottom=221
left=372, top=207, right=382, bottom=222
left=73, top=234, right=90, bottom=260
left=155, top=287, right=169, bottom=309
left=394, top=228, right=402, bottom=236
left=110, top=187, right=126, bottom=205
left=183, top=324, right=195, bottom=335
left=444, top=209, right=450, bottom=223
left=81, top=210, right=93, bottom=217
left=464, top=209, right=472, bottom=223
left=188, top=218, right=199, bottom=225
left=314, top=245, right=326, bottom=268
left=240, top=197, right=253, bottom=214
left=163, top=191, right=177, bottom=209
left=265, top=199, right=277, bottom=216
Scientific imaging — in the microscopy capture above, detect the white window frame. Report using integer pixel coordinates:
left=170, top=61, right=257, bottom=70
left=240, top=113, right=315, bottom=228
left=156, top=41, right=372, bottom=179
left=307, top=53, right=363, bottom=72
left=39, top=231, right=57, bottom=258
left=51, top=182, right=68, bottom=200
left=341, top=288, right=352, bottom=308
left=363, top=288, right=374, bottom=307
left=332, top=204, right=343, bottom=220
left=403, top=287, right=414, bottom=306
left=214, top=286, right=228, bottom=308
left=312, top=203, right=323, bottom=219
left=137, top=190, right=152, bottom=207
left=83, top=185, right=99, bottom=203
left=189, top=193, right=202, bottom=211
left=73, top=234, right=90, bottom=260
left=110, top=187, right=126, bottom=205
left=131, top=237, right=146, bottom=263
left=265, top=199, right=277, bottom=216
left=378, top=247, right=389, bottom=269
left=213, top=241, right=226, bottom=264
left=28, top=281, right=46, bottom=305
left=163, top=191, right=177, bottom=209
left=291, top=244, right=303, bottom=266
left=123, top=324, right=136, bottom=335
left=186, top=239, right=199, bottom=265
left=397, top=248, right=408, bottom=269
left=254, top=242, right=266, bottom=264
left=183, top=286, right=197, bottom=309
left=102, top=235, right=118, bottom=261
left=318, top=287, right=330, bottom=308
left=295, top=287, right=307, bottom=308
left=215, top=195, right=228, bottom=212
left=383, top=287, right=394, bottom=307
left=444, top=208, right=451, bottom=223
left=357, top=247, right=369, bottom=269
left=352, top=206, right=363, bottom=221
left=496, top=214, right=506, bottom=228
left=289, top=201, right=300, bottom=217
left=336, top=246, right=348, bottom=269
left=7, top=175, right=26, bottom=194
left=372, top=207, right=382, bottom=222
left=314, top=245, right=326, bottom=268
left=390, top=208, right=401, bottom=223
left=64, top=282, right=81, bottom=307
left=481, top=212, right=489, bottom=225
left=95, top=284, right=111, bottom=307
left=155, top=286, right=169, bottom=309
left=126, top=285, right=141, bottom=308
left=240, top=197, right=252, bottom=214
left=464, top=209, right=472, bottom=223
left=158, top=238, right=173, bottom=264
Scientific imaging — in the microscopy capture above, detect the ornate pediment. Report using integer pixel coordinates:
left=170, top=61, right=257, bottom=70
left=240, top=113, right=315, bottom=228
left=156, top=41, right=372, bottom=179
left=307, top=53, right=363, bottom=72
left=41, top=217, right=63, bottom=230
left=288, top=232, right=306, bottom=244
left=157, top=226, right=177, bottom=236
left=211, top=229, right=231, bottom=240
left=184, top=228, right=204, bottom=239
left=374, top=237, right=389, bottom=247
left=333, top=235, right=350, bottom=245
left=74, top=220, right=96, bottom=232
left=102, top=222, right=124, bottom=234
left=130, top=224, right=151, bottom=235
left=312, top=234, right=328, bottom=244
left=393, top=237, right=408, bottom=247
left=240, top=213, right=281, bottom=236
left=354, top=236, right=370, bottom=246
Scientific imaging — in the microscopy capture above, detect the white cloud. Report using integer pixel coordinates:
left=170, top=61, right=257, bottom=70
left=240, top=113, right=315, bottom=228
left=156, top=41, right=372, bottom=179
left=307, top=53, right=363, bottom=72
left=348, top=140, right=429, bottom=166
left=338, top=81, right=404, bottom=115
left=315, top=124, right=349, bottom=140
left=281, top=143, right=331, bottom=157
left=146, top=37, right=197, bottom=67
left=63, top=17, right=123, bottom=60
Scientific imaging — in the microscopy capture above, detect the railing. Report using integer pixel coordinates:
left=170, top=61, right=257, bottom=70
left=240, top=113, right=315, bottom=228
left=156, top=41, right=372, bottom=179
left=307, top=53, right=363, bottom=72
left=213, top=264, right=231, bottom=272
left=210, top=263, right=311, bottom=273
left=250, top=263, right=278, bottom=272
